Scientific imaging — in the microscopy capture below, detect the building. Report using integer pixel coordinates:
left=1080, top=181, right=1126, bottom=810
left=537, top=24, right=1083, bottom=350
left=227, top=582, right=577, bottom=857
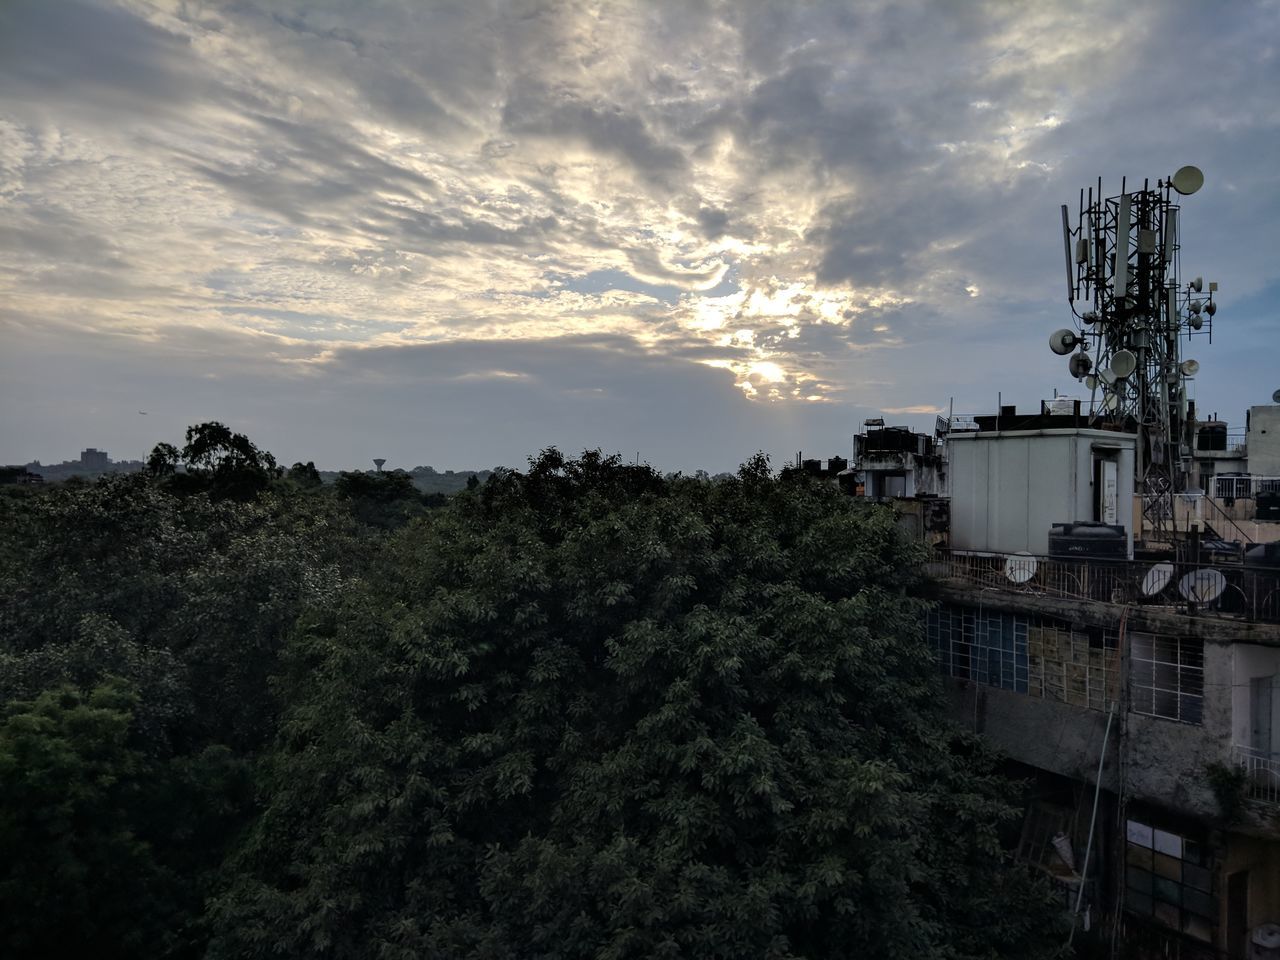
left=80, top=447, right=110, bottom=470
left=888, top=397, right=1280, bottom=958
left=837, top=162, right=1280, bottom=956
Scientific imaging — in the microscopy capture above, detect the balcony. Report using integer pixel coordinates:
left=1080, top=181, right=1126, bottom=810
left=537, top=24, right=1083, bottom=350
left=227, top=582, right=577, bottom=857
left=1233, top=745, right=1280, bottom=805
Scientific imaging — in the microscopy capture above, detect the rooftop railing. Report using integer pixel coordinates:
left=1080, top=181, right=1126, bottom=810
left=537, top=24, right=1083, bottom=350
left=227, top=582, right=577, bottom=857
left=1212, top=475, right=1280, bottom=500
left=929, top=550, right=1280, bottom=624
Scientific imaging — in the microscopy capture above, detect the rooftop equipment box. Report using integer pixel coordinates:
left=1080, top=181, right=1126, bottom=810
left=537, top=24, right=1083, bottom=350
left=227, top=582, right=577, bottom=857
left=948, top=427, right=1136, bottom=558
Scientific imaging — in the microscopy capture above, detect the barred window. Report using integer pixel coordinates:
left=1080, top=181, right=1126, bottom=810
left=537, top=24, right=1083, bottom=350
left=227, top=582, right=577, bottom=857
left=1027, top=618, right=1119, bottom=712
left=1125, top=819, right=1215, bottom=943
left=1129, top=633, right=1203, bottom=725
left=927, top=606, right=1028, bottom=693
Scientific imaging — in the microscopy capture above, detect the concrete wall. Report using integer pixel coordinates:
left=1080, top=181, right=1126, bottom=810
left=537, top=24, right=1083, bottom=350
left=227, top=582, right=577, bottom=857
left=1248, top=406, right=1280, bottom=477
left=938, top=612, right=1241, bottom=822
left=948, top=429, right=1136, bottom=557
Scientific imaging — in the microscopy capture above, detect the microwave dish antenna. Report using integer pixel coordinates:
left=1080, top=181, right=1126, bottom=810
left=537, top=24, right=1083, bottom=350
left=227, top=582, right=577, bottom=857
left=1170, top=165, right=1204, bottom=196
left=1111, top=349, right=1137, bottom=379
left=1050, top=328, right=1082, bottom=355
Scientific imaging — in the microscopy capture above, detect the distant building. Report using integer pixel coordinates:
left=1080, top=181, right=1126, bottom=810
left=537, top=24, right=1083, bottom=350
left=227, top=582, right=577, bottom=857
left=80, top=448, right=110, bottom=470
left=0, top=466, right=44, bottom=485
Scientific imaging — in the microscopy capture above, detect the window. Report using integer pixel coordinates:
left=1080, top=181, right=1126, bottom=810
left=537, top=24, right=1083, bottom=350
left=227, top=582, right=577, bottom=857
left=1130, top=633, right=1204, bottom=724
left=1125, top=819, right=1215, bottom=943
left=927, top=606, right=1027, bottom=693
left=1027, top=618, right=1120, bottom=712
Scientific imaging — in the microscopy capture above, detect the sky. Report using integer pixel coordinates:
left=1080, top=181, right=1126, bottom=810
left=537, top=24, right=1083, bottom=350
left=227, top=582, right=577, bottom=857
left=1, top=0, right=1278, bottom=472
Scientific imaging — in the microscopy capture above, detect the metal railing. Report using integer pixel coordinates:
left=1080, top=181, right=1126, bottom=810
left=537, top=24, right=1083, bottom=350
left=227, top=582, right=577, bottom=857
left=1213, top=475, right=1280, bottom=500
left=1234, top=745, right=1280, bottom=805
left=929, top=551, right=1280, bottom=623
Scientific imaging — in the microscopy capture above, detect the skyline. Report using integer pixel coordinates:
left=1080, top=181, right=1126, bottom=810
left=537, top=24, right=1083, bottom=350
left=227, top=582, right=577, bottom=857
left=2, top=0, right=1278, bottom=471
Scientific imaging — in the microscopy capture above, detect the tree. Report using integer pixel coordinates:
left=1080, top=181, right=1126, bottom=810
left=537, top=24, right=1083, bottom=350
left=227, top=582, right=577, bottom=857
left=211, top=450, right=1063, bottom=959
left=161, top=422, right=280, bottom=501
left=287, top=461, right=323, bottom=489
left=0, top=681, right=174, bottom=959
left=334, top=469, right=425, bottom=529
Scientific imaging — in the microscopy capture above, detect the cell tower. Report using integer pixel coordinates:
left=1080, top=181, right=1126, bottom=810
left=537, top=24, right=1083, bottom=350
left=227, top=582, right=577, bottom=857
left=1050, top=165, right=1220, bottom=539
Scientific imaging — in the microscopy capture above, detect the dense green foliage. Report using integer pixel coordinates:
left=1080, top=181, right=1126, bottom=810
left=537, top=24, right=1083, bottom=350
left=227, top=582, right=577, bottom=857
left=0, top=433, right=1064, bottom=959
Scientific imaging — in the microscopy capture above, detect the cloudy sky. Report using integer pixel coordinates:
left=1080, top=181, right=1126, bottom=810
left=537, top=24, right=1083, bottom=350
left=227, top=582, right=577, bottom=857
left=2, top=0, right=1277, bottom=471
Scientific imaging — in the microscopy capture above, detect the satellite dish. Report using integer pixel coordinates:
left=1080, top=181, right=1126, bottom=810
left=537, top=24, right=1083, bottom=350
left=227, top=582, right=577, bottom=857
left=1142, top=562, right=1174, bottom=597
left=1204, top=300, right=1217, bottom=317
left=1178, top=567, right=1226, bottom=604
left=1191, top=276, right=1203, bottom=293
left=1180, top=359, right=1200, bottom=377
left=1102, top=393, right=1119, bottom=412
left=1005, top=552, right=1038, bottom=584
left=1189, top=315, right=1204, bottom=331
left=1272, top=388, right=1280, bottom=404
left=1084, top=375, right=1098, bottom=390
left=1111, top=349, right=1137, bottom=378
left=1170, top=165, right=1204, bottom=196
left=1050, top=328, right=1082, bottom=355
left=1188, top=300, right=1203, bottom=314
left=1068, top=353, right=1093, bottom=378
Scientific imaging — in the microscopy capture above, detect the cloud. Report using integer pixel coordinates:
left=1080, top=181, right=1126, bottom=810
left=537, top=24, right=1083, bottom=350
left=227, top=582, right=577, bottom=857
left=2, top=0, right=1278, bottom=468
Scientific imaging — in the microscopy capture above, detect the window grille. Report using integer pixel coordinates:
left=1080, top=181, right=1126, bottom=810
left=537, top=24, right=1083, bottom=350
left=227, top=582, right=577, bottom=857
left=927, top=606, right=1027, bottom=693
left=1125, top=819, right=1215, bottom=943
left=1129, top=633, right=1204, bottom=725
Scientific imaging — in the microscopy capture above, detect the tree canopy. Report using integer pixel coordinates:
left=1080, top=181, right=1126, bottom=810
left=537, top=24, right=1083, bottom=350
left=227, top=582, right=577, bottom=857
left=211, top=449, right=1062, bottom=959
left=0, top=439, right=1063, bottom=959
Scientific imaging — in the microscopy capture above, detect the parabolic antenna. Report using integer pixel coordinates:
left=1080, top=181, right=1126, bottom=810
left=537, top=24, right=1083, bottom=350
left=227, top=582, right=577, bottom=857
left=1103, top=393, right=1119, bottom=412
left=1141, top=562, right=1174, bottom=597
left=1068, top=353, right=1093, bottom=378
left=1084, top=375, right=1098, bottom=391
left=1170, top=165, right=1204, bottom=196
left=1050, top=328, right=1081, bottom=356
left=1178, top=567, right=1226, bottom=604
left=1272, top=388, right=1280, bottom=404
left=1005, top=552, right=1038, bottom=584
left=1180, top=359, right=1200, bottom=377
left=1111, top=349, right=1137, bottom=379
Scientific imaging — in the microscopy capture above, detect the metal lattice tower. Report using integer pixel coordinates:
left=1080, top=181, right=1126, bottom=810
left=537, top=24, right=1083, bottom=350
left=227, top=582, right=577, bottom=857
left=1050, top=166, right=1219, bottom=540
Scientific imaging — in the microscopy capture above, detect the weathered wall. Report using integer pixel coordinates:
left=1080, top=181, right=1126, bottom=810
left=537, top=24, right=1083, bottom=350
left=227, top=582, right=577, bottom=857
left=1248, top=406, right=1280, bottom=476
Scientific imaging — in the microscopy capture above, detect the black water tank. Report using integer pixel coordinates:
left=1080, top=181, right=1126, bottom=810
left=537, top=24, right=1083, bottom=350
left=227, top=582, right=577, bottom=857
left=1196, top=423, right=1228, bottom=451
left=1048, top=521, right=1128, bottom=558
left=827, top=456, right=848, bottom=474
left=1258, top=491, right=1280, bottom=522
left=1245, top=541, right=1280, bottom=567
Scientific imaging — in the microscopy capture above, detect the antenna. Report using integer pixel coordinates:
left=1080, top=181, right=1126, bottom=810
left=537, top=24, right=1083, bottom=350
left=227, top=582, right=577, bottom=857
left=1178, top=568, right=1226, bottom=604
left=1005, top=553, right=1038, bottom=584
left=1170, top=165, right=1204, bottom=196
left=1049, top=328, right=1082, bottom=355
left=1272, top=388, right=1280, bottom=404
left=1061, top=204, right=1075, bottom=301
left=1051, top=164, right=1221, bottom=544
left=1141, top=562, right=1174, bottom=597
